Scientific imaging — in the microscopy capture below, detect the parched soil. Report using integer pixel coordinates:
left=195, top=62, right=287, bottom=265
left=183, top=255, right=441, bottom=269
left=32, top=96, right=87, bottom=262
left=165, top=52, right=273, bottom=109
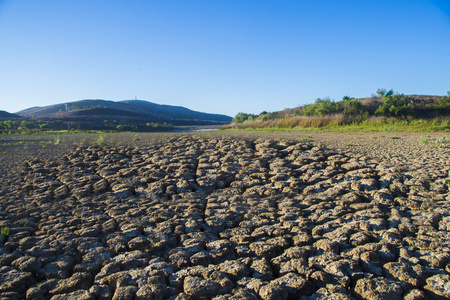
left=0, top=131, right=450, bottom=300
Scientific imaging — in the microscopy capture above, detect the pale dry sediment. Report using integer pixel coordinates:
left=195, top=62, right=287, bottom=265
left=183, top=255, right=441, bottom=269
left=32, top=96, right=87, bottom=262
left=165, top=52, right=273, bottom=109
left=0, top=132, right=449, bottom=299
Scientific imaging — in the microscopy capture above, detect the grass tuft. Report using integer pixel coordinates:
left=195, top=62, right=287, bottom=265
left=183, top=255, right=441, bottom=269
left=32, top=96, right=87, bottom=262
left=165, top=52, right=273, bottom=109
left=421, top=135, right=431, bottom=144
left=95, top=135, right=105, bottom=146
left=0, top=227, right=9, bottom=244
left=54, top=135, right=61, bottom=145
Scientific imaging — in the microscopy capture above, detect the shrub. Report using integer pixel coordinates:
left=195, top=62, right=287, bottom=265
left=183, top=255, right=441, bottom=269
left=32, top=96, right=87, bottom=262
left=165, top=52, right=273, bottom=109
left=0, top=227, right=9, bottom=244
left=96, top=135, right=105, bottom=146
left=435, top=91, right=450, bottom=114
left=232, top=112, right=258, bottom=123
left=116, top=124, right=137, bottom=131
left=375, top=93, right=414, bottom=118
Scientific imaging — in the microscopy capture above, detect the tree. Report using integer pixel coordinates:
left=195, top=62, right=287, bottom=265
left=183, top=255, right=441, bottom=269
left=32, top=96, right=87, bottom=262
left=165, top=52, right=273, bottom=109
left=3, top=121, right=15, bottom=129
left=18, top=120, right=36, bottom=129
left=116, top=124, right=136, bottom=131
left=434, top=91, right=450, bottom=113
left=232, top=112, right=257, bottom=123
left=312, top=98, right=338, bottom=116
left=375, top=93, right=413, bottom=117
left=376, top=88, right=394, bottom=97
left=339, top=98, right=367, bottom=116
left=342, top=95, right=352, bottom=101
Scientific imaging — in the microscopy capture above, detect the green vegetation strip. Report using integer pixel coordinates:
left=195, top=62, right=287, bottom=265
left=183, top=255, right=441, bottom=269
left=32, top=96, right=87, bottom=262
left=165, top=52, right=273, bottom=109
left=229, top=89, right=450, bottom=132
left=222, top=119, right=450, bottom=132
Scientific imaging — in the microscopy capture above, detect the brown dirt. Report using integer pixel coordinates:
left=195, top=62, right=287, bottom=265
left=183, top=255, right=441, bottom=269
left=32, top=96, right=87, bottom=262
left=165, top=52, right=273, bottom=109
left=0, top=131, right=449, bottom=299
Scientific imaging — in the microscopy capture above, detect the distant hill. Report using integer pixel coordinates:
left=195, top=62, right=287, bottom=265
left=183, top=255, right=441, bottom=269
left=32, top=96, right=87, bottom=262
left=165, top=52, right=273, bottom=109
left=18, top=99, right=231, bottom=121
left=16, top=99, right=232, bottom=130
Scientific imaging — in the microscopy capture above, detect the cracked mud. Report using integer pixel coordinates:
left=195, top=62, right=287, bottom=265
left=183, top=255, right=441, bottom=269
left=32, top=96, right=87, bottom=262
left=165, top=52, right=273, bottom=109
left=0, top=133, right=450, bottom=300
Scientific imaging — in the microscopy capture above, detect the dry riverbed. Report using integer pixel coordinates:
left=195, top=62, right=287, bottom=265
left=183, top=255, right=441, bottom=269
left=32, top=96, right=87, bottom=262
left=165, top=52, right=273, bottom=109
left=0, top=131, right=450, bottom=299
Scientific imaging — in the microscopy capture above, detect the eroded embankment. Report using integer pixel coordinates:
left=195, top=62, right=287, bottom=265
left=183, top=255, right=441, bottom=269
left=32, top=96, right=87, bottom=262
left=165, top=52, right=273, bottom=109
left=0, top=135, right=450, bottom=300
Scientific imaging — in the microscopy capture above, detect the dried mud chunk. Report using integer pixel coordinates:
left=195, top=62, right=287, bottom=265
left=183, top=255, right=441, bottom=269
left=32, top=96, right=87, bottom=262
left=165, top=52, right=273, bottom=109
left=250, top=258, right=274, bottom=281
left=112, top=286, right=138, bottom=300
left=419, top=252, right=450, bottom=269
left=341, top=162, right=363, bottom=171
left=324, top=259, right=362, bottom=288
left=354, top=277, right=403, bottom=300
left=127, top=236, right=150, bottom=251
left=11, top=255, right=42, bottom=273
left=403, top=289, right=427, bottom=300
left=259, top=282, right=288, bottom=300
left=309, top=271, right=332, bottom=289
left=206, top=239, right=235, bottom=263
left=88, top=284, right=111, bottom=299
left=26, top=286, right=47, bottom=300
left=93, top=179, right=109, bottom=193
left=293, top=232, right=313, bottom=246
left=249, top=241, right=281, bottom=258
left=383, top=261, right=427, bottom=287
left=424, top=274, right=450, bottom=299
left=49, top=272, right=93, bottom=295
left=202, top=269, right=234, bottom=294
left=50, top=289, right=95, bottom=300
left=190, top=251, right=212, bottom=266
left=278, top=258, right=310, bottom=276
left=168, top=250, right=190, bottom=269
left=38, top=256, right=75, bottom=280
left=349, top=231, right=373, bottom=246
left=260, top=273, right=313, bottom=300
left=0, top=270, right=36, bottom=295
left=218, top=259, right=250, bottom=280
left=313, top=239, right=340, bottom=254
left=337, top=192, right=362, bottom=206
left=54, top=185, right=70, bottom=199
left=183, top=275, right=221, bottom=298
left=135, top=284, right=164, bottom=300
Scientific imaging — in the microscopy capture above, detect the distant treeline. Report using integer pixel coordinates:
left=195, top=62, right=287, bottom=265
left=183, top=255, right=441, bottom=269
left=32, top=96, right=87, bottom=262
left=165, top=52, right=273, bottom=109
left=0, top=120, right=173, bottom=134
left=232, top=89, right=450, bottom=125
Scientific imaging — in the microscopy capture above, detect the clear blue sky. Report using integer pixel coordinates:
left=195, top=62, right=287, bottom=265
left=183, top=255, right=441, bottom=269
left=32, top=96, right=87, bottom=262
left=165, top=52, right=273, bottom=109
left=1, top=0, right=449, bottom=117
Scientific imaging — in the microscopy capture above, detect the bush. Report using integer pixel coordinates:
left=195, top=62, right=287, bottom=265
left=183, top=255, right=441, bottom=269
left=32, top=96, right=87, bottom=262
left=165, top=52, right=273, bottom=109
left=374, top=93, right=414, bottom=118
left=435, top=91, right=450, bottom=114
left=116, top=124, right=137, bottom=131
left=232, top=112, right=258, bottom=123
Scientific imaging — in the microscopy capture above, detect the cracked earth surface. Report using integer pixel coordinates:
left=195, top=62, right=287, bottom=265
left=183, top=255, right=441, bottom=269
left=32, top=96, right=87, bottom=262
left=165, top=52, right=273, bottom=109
left=0, top=131, right=449, bottom=300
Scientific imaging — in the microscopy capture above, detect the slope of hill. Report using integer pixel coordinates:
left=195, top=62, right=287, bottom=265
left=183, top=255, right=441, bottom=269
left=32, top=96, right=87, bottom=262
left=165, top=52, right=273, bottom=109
left=17, top=99, right=231, bottom=121
left=228, top=92, right=450, bottom=131
left=0, top=110, right=23, bottom=120
left=119, top=100, right=231, bottom=122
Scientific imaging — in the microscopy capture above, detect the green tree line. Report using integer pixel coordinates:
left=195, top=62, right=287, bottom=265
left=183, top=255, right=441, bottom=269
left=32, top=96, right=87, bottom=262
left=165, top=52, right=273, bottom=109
left=232, top=89, right=450, bottom=123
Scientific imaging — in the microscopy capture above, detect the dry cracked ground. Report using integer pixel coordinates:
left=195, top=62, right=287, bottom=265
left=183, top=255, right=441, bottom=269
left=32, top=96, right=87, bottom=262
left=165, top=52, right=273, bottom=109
left=0, top=132, right=450, bottom=300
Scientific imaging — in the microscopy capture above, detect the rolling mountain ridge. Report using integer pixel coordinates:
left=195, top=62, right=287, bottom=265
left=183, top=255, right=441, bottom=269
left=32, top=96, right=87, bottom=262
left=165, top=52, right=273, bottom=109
left=10, top=99, right=231, bottom=131
left=17, top=99, right=231, bottom=122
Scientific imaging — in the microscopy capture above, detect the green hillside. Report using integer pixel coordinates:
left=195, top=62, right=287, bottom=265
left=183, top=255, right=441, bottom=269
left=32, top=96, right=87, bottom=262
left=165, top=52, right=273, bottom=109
left=227, top=90, right=450, bottom=131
